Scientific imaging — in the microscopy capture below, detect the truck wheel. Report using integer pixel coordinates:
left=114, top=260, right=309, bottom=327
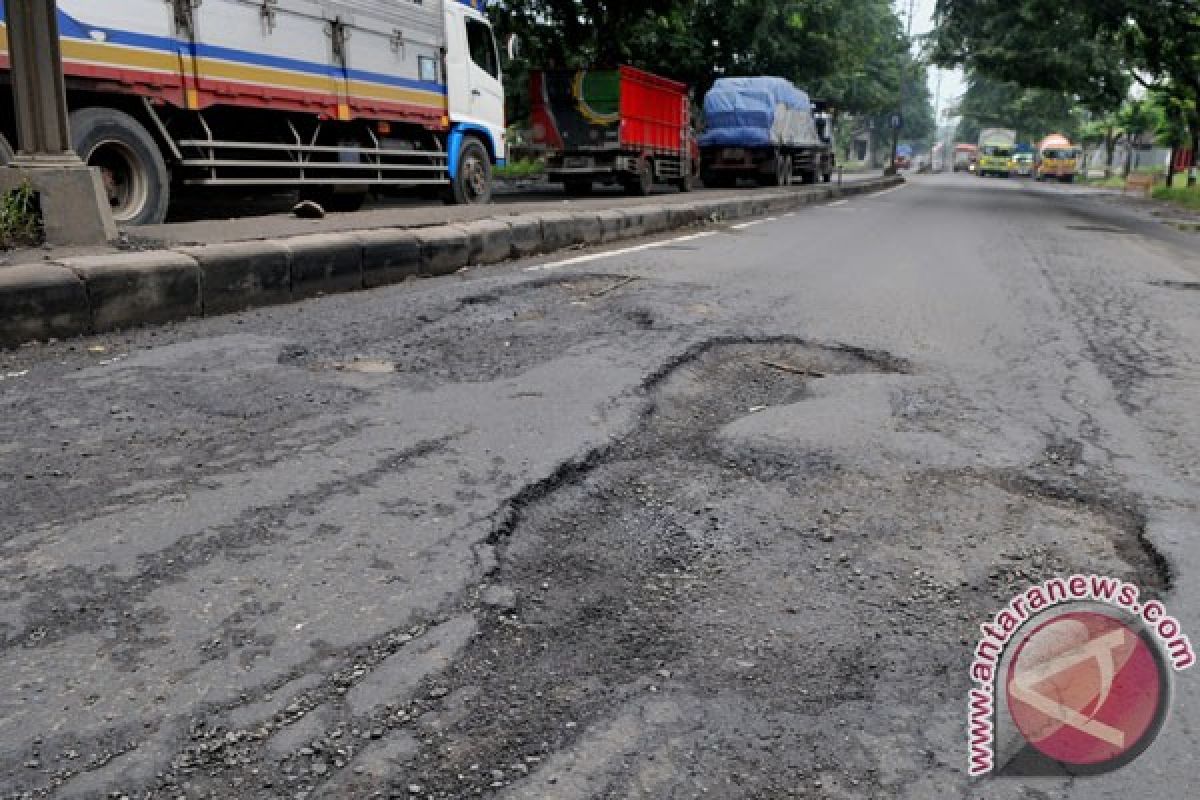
left=626, top=158, right=653, bottom=196
left=0, top=134, right=13, bottom=165
left=676, top=161, right=697, bottom=193
left=821, top=170, right=833, bottom=183
left=69, top=107, right=170, bottom=225
left=449, top=137, right=492, bottom=205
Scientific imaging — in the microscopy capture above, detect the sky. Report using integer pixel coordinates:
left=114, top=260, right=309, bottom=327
left=910, top=0, right=966, bottom=123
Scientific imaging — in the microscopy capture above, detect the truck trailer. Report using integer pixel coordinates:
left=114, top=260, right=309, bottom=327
left=698, top=77, right=834, bottom=188
left=0, top=0, right=509, bottom=225
left=530, top=66, right=696, bottom=196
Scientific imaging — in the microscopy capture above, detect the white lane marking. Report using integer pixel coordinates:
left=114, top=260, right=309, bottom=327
left=525, top=231, right=718, bottom=272
left=830, top=199, right=849, bottom=207
left=870, top=184, right=908, bottom=198
left=783, top=212, right=796, bottom=218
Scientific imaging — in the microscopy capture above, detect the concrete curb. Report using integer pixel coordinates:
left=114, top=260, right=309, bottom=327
left=1, top=176, right=903, bottom=348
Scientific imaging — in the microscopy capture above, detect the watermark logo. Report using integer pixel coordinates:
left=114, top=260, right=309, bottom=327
left=968, top=575, right=1193, bottom=777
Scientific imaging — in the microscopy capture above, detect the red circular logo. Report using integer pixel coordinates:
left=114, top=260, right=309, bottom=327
left=1006, top=610, right=1167, bottom=768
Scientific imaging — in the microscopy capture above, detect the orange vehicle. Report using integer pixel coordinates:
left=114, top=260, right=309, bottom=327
left=1036, top=134, right=1080, bottom=182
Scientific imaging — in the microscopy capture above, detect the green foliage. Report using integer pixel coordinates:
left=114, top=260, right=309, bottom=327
left=930, top=0, right=1130, bottom=112
left=0, top=182, right=41, bottom=249
left=493, top=1, right=935, bottom=127
left=932, top=0, right=1200, bottom=180
left=1152, top=185, right=1200, bottom=210
left=954, top=73, right=1083, bottom=144
left=494, top=158, right=545, bottom=179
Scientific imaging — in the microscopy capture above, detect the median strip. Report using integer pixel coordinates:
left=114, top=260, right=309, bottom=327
left=0, top=176, right=903, bottom=348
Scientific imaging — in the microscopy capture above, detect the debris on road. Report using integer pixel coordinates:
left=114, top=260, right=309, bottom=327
left=293, top=200, right=326, bottom=219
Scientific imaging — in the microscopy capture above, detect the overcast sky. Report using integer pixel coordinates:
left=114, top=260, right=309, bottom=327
left=910, top=0, right=966, bottom=120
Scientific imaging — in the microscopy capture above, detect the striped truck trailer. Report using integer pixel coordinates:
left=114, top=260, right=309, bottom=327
left=0, top=0, right=508, bottom=224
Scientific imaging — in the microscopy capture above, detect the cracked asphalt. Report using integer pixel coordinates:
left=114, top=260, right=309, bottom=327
left=2, top=174, right=1199, bottom=799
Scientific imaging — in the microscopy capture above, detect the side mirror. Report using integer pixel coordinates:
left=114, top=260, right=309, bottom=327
left=505, top=33, right=521, bottom=62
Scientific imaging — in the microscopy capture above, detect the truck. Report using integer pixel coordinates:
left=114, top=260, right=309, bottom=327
left=977, top=128, right=1017, bottom=177
left=698, top=77, right=834, bottom=188
left=529, top=66, right=696, bottom=196
left=0, top=0, right=509, bottom=225
left=1011, top=142, right=1035, bottom=177
left=1036, top=133, right=1079, bottom=183
left=952, top=143, right=978, bottom=172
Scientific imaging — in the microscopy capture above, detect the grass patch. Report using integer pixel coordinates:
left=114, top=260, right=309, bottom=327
left=495, top=158, right=544, bottom=180
left=1151, top=185, right=1200, bottom=210
left=0, top=181, right=42, bottom=249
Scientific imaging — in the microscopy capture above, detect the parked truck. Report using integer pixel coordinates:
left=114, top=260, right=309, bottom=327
left=977, top=128, right=1017, bottom=178
left=698, top=77, right=834, bottom=188
left=530, top=66, right=696, bottom=196
left=0, top=0, right=509, bottom=225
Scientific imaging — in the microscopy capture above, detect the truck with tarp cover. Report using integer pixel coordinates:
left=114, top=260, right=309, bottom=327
left=529, top=66, right=696, bottom=196
left=698, top=76, right=834, bottom=187
left=0, top=0, right=509, bottom=225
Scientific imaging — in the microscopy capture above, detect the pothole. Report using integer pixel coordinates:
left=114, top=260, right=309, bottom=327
left=274, top=273, right=677, bottom=383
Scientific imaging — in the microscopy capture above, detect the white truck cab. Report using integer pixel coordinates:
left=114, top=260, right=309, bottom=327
left=0, top=0, right=510, bottom=222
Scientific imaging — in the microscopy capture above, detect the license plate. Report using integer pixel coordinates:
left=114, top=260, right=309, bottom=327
left=564, top=156, right=592, bottom=169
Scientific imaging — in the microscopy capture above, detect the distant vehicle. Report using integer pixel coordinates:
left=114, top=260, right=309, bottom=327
left=895, top=144, right=914, bottom=170
left=530, top=66, right=697, bottom=196
left=1012, top=153, right=1035, bottom=177
left=953, top=143, right=978, bottom=172
left=1012, top=144, right=1035, bottom=177
left=1036, top=134, right=1080, bottom=183
left=698, top=77, right=835, bottom=187
left=978, top=128, right=1017, bottom=177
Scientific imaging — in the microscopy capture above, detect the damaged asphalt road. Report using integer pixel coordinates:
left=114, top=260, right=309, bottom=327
left=2, top=174, right=1200, bottom=799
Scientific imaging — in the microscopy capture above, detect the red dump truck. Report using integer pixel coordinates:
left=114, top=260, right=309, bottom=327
left=530, top=66, right=698, bottom=195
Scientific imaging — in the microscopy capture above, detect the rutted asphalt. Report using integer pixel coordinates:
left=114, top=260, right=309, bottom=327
left=1, top=174, right=1199, bottom=799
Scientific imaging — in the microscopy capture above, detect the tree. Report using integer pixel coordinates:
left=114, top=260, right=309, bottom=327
left=954, top=73, right=1083, bottom=145
left=932, top=0, right=1200, bottom=185
left=493, top=1, right=927, bottom=127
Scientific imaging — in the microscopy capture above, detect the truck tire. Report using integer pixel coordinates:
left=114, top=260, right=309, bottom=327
left=760, top=155, right=790, bottom=187
left=0, top=134, right=13, bottom=165
left=821, top=170, right=833, bottom=183
left=69, top=107, right=170, bottom=226
left=448, top=137, right=493, bottom=205
left=625, top=157, right=653, bottom=196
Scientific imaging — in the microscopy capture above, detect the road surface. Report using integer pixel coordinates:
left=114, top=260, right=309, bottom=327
left=2, top=174, right=1198, bottom=799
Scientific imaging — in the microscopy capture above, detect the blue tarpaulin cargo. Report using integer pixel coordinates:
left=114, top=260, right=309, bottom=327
left=699, top=77, right=817, bottom=148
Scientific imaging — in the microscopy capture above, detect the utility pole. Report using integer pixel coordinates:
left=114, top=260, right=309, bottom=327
left=889, top=0, right=917, bottom=173
left=0, top=0, right=116, bottom=244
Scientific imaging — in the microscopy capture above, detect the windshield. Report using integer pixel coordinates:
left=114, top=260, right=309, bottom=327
left=983, top=146, right=1012, bottom=157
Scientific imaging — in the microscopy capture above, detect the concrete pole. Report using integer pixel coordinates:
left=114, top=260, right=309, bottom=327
left=1, top=0, right=117, bottom=243
left=8, top=0, right=79, bottom=165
